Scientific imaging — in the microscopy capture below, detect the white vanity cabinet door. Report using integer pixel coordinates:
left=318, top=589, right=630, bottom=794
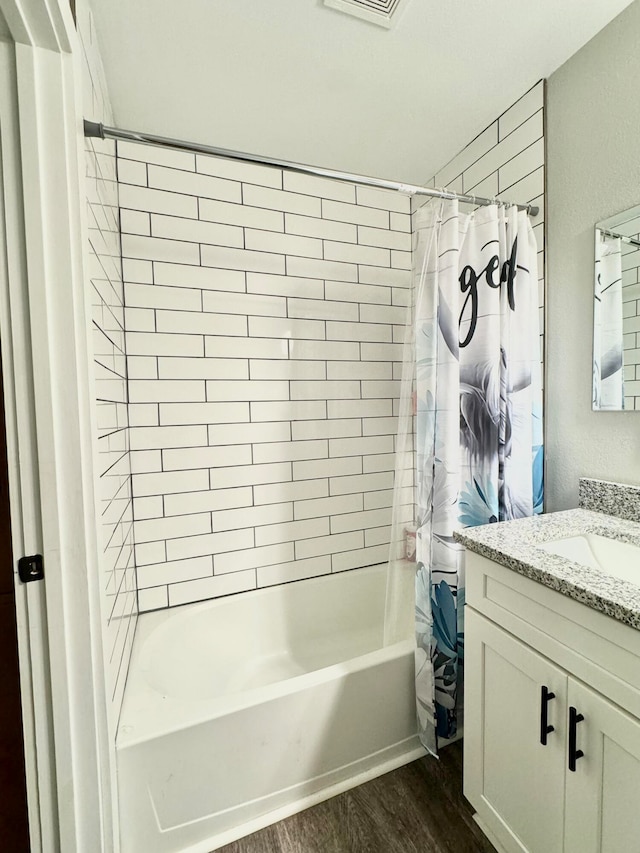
left=465, top=609, right=567, bottom=853
left=564, top=678, right=640, bottom=853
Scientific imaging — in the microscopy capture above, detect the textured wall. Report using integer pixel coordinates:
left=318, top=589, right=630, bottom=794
left=80, top=5, right=136, bottom=718
left=546, top=0, right=640, bottom=510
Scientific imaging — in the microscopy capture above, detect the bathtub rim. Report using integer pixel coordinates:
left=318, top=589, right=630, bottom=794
left=118, top=561, right=416, bottom=749
left=117, top=636, right=415, bottom=749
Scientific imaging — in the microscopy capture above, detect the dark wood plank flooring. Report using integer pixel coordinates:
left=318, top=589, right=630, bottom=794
left=218, top=741, right=495, bottom=853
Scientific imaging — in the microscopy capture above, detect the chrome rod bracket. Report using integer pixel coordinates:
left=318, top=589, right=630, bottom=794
left=82, top=118, right=539, bottom=217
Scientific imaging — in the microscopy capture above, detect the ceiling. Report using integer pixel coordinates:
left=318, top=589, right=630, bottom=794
left=90, top=0, right=634, bottom=185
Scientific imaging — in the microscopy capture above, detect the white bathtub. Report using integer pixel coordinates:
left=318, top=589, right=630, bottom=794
left=116, top=562, right=422, bottom=853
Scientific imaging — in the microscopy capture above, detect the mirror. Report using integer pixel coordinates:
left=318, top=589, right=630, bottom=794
left=593, top=204, right=640, bottom=411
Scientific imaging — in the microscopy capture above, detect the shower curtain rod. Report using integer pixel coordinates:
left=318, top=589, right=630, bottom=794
left=598, top=227, right=640, bottom=248
left=83, top=120, right=540, bottom=217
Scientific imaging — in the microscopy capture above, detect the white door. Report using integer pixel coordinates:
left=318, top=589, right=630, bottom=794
left=565, top=678, right=640, bottom=853
left=464, top=608, right=567, bottom=853
left=0, top=8, right=115, bottom=848
left=0, top=38, right=59, bottom=851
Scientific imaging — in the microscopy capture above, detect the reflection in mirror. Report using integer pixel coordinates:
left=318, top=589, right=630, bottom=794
left=593, top=204, right=640, bottom=411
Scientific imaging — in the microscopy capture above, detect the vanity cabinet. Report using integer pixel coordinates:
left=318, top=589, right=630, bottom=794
left=464, top=551, right=640, bottom=853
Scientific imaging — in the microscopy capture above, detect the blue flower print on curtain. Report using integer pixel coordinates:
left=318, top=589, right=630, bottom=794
left=458, top=477, right=499, bottom=527
left=412, top=200, right=543, bottom=754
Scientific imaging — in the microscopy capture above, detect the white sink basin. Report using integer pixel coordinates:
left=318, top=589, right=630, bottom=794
left=538, top=534, right=640, bottom=585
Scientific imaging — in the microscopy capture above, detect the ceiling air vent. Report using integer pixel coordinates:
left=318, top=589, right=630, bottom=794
left=323, top=0, right=407, bottom=29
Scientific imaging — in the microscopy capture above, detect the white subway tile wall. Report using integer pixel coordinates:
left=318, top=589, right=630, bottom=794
left=422, top=80, right=546, bottom=369
left=118, top=141, right=411, bottom=610
left=80, top=7, right=137, bottom=718
left=619, top=215, right=640, bottom=409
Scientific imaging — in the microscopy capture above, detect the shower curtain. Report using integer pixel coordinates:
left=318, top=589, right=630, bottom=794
left=393, top=199, right=544, bottom=756
left=593, top=233, right=624, bottom=409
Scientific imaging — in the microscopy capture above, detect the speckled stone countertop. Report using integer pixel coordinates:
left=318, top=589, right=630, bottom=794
left=453, top=508, right=640, bottom=630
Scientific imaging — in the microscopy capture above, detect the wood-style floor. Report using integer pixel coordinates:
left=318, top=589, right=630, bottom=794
left=217, top=741, right=496, bottom=853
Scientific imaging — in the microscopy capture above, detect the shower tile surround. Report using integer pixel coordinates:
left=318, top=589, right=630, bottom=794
left=118, top=144, right=412, bottom=610
left=113, top=80, right=547, bottom=613
left=81, top=73, right=547, bottom=620
left=416, top=80, right=546, bottom=371
left=81, top=6, right=137, bottom=718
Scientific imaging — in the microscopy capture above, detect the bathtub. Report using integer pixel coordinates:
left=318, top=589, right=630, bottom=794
left=116, top=562, right=423, bottom=853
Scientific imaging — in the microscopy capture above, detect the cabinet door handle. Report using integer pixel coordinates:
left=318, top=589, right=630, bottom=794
left=540, top=685, right=556, bottom=745
left=568, top=706, right=585, bottom=771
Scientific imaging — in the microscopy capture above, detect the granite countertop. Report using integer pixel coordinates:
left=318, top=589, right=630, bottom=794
left=453, top=507, right=640, bottom=630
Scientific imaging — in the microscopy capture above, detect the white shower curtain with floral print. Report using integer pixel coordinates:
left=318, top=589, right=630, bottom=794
left=396, top=199, right=543, bottom=755
left=593, top=233, right=624, bottom=409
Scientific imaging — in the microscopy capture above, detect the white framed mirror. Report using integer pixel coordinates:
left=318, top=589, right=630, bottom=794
left=593, top=204, right=640, bottom=411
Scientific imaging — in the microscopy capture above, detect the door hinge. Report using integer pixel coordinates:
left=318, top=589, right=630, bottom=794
left=18, top=554, right=44, bottom=583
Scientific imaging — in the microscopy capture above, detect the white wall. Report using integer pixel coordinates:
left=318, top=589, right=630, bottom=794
left=117, top=143, right=411, bottom=610
left=546, top=0, right=640, bottom=510
left=79, top=6, right=136, bottom=717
